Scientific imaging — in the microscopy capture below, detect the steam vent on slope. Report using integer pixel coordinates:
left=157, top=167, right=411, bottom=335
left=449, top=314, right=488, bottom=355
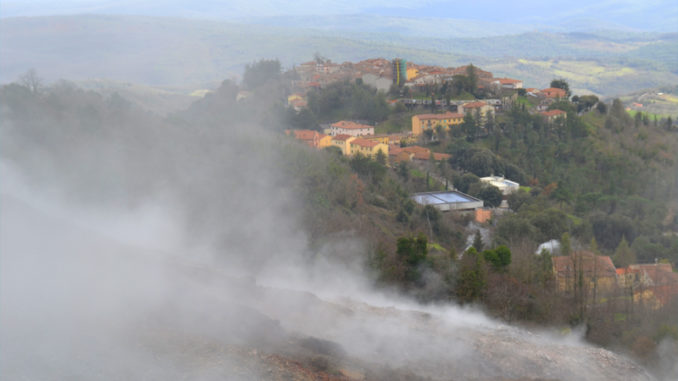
left=1, top=190, right=654, bottom=381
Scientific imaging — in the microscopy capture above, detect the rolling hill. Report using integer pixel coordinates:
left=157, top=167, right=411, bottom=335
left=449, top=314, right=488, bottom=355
left=1, top=15, right=676, bottom=97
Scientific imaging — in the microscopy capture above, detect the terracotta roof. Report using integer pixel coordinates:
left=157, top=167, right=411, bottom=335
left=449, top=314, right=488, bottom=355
left=402, top=146, right=430, bottom=154
left=433, top=153, right=451, bottom=161
left=553, top=251, right=617, bottom=277
left=463, top=101, right=488, bottom=109
left=415, top=112, right=464, bottom=121
left=332, top=134, right=354, bottom=142
left=540, top=110, right=566, bottom=117
left=331, top=121, right=374, bottom=130
left=292, top=129, right=318, bottom=140
left=541, top=88, right=567, bottom=98
left=413, top=151, right=431, bottom=160
left=628, top=264, right=676, bottom=283
left=623, top=264, right=678, bottom=305
left=495, top=78, right=522, bottom=84
left=350, top=138, right=380, bottom=148
left=389, top=146, right=403, bottom=156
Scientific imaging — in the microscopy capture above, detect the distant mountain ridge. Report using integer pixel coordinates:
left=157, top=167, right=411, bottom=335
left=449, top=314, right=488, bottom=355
left=2, top=0, right=677, bottom=33
left=1, top=15, right=676, bottom=97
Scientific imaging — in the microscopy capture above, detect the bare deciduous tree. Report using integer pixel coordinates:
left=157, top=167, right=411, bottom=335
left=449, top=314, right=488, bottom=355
left=19, top=69, right=43, bottom=94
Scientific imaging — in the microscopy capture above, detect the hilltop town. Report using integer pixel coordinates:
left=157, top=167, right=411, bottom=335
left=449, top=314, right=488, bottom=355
left=286, top=57, right=573, bottom=163
left=3, top=55, right=676, bottom=377
left=277, top=56, right=678, bottom=357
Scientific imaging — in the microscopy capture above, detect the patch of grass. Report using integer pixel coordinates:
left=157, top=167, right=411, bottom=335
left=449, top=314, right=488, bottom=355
left=375, top=112, right=415, bottom=134
left=567, top=213, right=583, bottom=226
left=516, top=96, right=534, bottom=108
left=428, top=242, right=445, bottom=252
left=627, top=109, right=671, bottom=120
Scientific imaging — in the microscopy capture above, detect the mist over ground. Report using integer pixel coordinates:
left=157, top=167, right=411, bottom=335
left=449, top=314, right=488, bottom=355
left=0, top=75, right=667, bottom=380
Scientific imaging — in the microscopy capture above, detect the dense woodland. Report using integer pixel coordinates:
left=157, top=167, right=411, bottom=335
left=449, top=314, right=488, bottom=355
left=2, top=62, right=677, bottom=377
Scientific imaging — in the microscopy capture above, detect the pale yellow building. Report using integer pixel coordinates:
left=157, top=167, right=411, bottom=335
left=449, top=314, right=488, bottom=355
left=363, top=135, right=390, bottom=145
left=553, top=252, right=618, bottom=295
left=349, top=138, right=389, bottom=159
left=331, top=134, right=356, bottom=155
left=462, top=101, right=495, bottom=125
left=412, top=112, right=464, bottom=136
left=406, top=67, right=419, bottom=81
left=317, top=133, right=332, bottom=149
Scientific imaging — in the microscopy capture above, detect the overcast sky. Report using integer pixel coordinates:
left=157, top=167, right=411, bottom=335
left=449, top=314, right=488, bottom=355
left=1, top=0, right=677, bottom=32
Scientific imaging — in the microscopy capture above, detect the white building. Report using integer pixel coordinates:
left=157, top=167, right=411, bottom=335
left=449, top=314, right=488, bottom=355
left=412, top=191, right=483, bottom=212
left=480, top=176, right=520, bottom=195
left=329, top=121, right=375, bottom=137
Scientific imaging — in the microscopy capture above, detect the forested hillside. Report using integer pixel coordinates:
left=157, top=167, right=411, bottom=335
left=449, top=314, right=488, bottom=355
left=2, top=63, right=677, bottom=378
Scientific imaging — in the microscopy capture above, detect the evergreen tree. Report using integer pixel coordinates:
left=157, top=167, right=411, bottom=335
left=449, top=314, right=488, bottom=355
left=462, top=112, right=477, bottom=141
left=560, top=232, right=572, bottom=256
left=550, top=79, right=570, bottom=97
left=375, top=149, right=386, bottom=165
left=613, top=236, right=636, bottom=268
left=456, top=247, right=487, bottom=303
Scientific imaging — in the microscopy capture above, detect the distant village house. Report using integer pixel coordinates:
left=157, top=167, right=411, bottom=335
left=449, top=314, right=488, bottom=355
left=330, top=121, right=375, bottom=137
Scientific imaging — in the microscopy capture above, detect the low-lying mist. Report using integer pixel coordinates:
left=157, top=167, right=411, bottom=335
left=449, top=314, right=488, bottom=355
left=0, top=81, right=660, bottom=380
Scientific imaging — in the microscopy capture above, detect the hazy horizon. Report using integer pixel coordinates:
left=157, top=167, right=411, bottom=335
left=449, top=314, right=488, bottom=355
left=2, top=0, right=677, bottom=33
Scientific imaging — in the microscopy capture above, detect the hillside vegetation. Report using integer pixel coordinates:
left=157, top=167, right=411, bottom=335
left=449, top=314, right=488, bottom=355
left=2, top=62, right=677, bottom=378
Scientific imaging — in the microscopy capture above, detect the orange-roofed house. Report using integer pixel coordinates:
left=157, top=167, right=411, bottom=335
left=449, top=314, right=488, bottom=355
left=539, top=109, right=567, bottom=123
left=349, top=138, right=389, bottom=159
left=618, top=263, right=678, bottom=309
left=331, top=134, right=356, bottom=155
left=411, top=112, right=464, bottom=136
left=388, top=146, right=414, bottom=164
left=290, top=129, right=321, bottom=148
left=432, top=152, right=451, bottom=161
left=461, top=101, right=495, bottom=124
left=492, top=77, right=523, bottom=89
left=330, top=121, right=375, bottom=137
left=552, top=251, right=618, bottom=295
left=387, top=145, right=449, bottom=164
left=541, top=87, right=568, bottom=99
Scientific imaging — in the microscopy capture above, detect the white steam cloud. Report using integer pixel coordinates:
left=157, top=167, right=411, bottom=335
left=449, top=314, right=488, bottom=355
left=0, top=85, right=659, bottom=380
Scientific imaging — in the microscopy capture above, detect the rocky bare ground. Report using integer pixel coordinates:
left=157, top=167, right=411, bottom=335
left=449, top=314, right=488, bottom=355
left=0, top=193, right=657, bottom=381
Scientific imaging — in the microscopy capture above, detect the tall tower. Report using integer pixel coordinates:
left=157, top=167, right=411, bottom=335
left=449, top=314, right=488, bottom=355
left=393, top=58, right=407, bottom=86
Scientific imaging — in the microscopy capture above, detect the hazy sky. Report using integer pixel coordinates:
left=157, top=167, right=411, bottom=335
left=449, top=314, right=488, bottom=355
left=2, top=0, right=677, bottom=31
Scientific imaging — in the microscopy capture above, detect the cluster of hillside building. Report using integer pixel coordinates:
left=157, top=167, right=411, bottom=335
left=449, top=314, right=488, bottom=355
left=285, top=57, right=677, bottom=310
left=292, top=57, right=518, bottom=93
left=553, top=252, right=678, bottom=310
left=287, top=58, right=570, bottom=213
left=286, top=122, right=390, bottom=159
left=290, top=56, right=569, bottom=109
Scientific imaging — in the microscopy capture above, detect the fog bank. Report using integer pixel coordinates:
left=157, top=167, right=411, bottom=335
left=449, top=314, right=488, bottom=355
left=0, top=82, right=659, bottom=380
